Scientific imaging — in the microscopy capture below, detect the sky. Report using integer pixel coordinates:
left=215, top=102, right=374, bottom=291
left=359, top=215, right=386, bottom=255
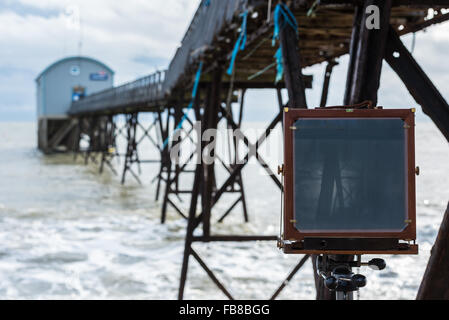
left=1, top=0, right=449, bottom=134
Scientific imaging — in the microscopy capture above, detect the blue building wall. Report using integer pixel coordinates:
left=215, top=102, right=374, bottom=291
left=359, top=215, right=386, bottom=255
left=36, top=56, right=114, bottom=118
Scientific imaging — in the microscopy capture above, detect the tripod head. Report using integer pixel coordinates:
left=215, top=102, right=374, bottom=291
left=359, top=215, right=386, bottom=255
left=316, top=255, right=386, bottom=300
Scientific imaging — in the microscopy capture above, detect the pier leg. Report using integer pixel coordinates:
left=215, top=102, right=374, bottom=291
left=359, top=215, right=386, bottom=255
left=155, top=111, right=165, bottom=201
left=121, top=113, right=141, bottom=185
left=84, top=118, right=91, bottom=165
left=279, top=1, right=307, bottom=109
left=218, top=88, right=250, bottom=223
left=73, top=118, right=82, bottom=161
left=344, top=0, right=392, bottom=106
left=160, top=105, right=199, bottom=222
left=99, top=116, right=117, bottom=175
left=312, top=0, right=392, bottom=300
left=178, top=162, right=202, bottom=300
left=85, top=117, right=100, bottom=165
left=178, top=88, right=310, bottom=298
left=202, top=67, right=222, bottom=237
left=417, top=202, right=449, bottom=299
left=320, top=60, right=338, bottom=108
left=99, top=119, right=107, bottom=174
left=161, top=108, right=174, bottom=223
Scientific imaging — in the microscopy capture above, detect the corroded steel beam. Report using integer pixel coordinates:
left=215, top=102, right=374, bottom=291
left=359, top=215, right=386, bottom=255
left=385, top=26, right=449, bottom=142
left=279, top=2, right=308, bottom=108
left=345, top=0, right=392, bottom=106
left=313, top=0, right=392, bottom=301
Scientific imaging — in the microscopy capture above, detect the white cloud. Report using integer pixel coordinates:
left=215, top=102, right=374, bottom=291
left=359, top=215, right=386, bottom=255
left=1, top=0, right=449, bottom=127
left=0, top=0, right=201, bottom=119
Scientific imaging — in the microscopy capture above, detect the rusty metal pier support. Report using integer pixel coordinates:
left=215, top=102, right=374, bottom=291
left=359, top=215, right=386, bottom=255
left=120, top=112, right=163, bottom=184
left=417, top=202, right=449, bottom=299
left=64, top=0, right=449, bottom=300
left=313, top=0, right=393, bottom=300
left=176, top=6, right=316, bottom=295
left=99, top=115, right=119, bottom=175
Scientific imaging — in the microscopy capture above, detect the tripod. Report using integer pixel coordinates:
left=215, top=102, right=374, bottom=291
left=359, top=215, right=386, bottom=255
left=316, top=255, right=386, bottom=300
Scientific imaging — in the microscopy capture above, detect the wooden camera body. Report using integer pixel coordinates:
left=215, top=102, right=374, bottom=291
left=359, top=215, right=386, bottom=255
left=282, top=108, right=418, bottom=255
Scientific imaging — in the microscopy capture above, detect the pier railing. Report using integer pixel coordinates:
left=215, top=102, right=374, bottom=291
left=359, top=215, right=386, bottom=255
left=70, top=0, right=249, bottom=116
left=162, top=0, right=247, bottom=93
left=70, top=70, right=166, bottom=115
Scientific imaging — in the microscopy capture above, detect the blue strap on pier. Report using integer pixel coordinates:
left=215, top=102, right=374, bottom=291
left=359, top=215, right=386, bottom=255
left=227, top=10, right=248, bottom=76
left=274, top=48, right=283, bottom=83
left=204, top=0, right=211, bottom=7
left=162, top=62, right=203, bottom=150
left=272, top=3, right=299, bottom=83
left=272, top=3, right=298, bottom=45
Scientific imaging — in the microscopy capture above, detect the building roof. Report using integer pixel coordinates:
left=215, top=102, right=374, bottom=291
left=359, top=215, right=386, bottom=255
left=36, top=56, right=115, bottom=81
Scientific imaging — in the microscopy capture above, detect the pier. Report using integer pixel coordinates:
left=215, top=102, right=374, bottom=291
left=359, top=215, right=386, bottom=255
left=42, top=0, right=449, bottom=299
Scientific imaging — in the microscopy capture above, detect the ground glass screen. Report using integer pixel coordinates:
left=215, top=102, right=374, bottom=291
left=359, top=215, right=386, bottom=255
left=293, top=118, right=407, bottom=232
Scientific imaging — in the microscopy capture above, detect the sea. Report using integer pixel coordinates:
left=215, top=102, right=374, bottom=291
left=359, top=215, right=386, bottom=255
left=0, top=120, right=447, bottom=300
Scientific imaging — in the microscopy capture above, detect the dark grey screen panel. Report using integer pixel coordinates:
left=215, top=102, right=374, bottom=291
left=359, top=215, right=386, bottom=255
left=293, top=118, right=407, bottom=232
